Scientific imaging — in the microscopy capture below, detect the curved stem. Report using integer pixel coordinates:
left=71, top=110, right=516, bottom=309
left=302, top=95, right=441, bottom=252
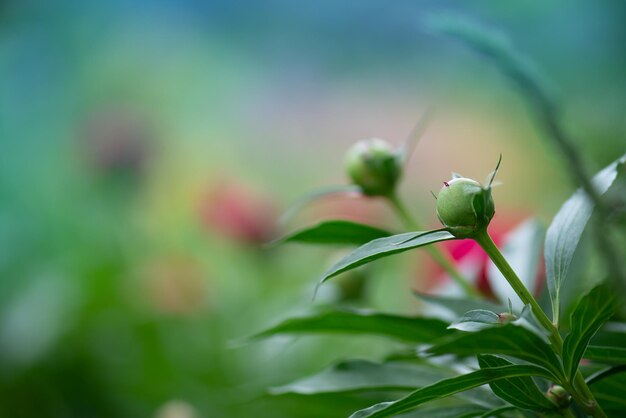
left=474, top=228, right=607, bottom=418
left=386, top=194, right=480, bottom=298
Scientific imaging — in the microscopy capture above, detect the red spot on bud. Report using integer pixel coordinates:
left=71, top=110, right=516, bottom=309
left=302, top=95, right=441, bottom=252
left=443, top=181, right=450, bottom=187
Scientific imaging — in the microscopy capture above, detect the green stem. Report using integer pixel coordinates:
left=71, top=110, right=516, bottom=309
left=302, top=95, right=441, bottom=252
left=386, top=194, right=480, bottom=298
left=474, top=228, right=607, bottom=418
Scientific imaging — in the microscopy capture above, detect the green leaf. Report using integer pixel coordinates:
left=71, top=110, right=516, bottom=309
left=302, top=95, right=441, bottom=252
left=273, top=220, right=392, bottom=246
left=319, top=230, right=455, bottom=285
left=586, top=365, right=626, bottom=386
left=448, top=310, right=500, bottom=332
left=589, top=371, right=626, bottom=415
left=544, top=154, right=626, bottom=324
left=348, top=363, right=555, bottom=418
left=563, top=284, right=618, bottom=381
left=270, top=360, right=453, bottom=395
left=584, top=346, right=626, bottom=365
left=413, top=292, right=506, bottom=321
left=246, top=309, right=451, bottom=344
left=426, top=323, right=562, bottom=380
left=486, top=219, right=545, bottom=311
left=477, top=355, right=556, bottom=412
left=398, top=405, right=488, bottom=418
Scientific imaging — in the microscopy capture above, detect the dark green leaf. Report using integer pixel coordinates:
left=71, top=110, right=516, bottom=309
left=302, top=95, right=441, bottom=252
left=477, top=406, right=518, bottom=418
left=246, top=309, right=450, bottom=344
left=348, top=363, right=555, bottom=418
left=320, top=230, right=455, bottom=285
left=589, top=371, right=626, bottom=415
left=274, top=220, right=392, bottom=246
left=270, top=360, right=453, bottom=395
left=426, top=323, right=562, bottom=380
left=486, top=219, right=545, bottom=311
left=478, top=355, right=556, bottom=412
left=563, top=284, right=618, bottom=381
left=448, top=310, right=500, bottom=332
left=584, top=346, right=626, bottom=365
left=586, top=365, right=626, bottom=386
left=544, top=155, right=626, bottom=324
left=398, top=405, right=488, bottom=418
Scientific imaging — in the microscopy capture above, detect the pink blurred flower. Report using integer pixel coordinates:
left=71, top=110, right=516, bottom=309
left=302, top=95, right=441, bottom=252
left=199, top=180, right=277, bottom=245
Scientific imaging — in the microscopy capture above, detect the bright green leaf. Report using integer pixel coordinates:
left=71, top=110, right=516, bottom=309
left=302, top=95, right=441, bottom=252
left=319, top=230, right=455, bottom=285
left=246, top=309, right=451, bottom=344
left=270, top=360, right=453, bottom=395
left=348, top=363, right=555, bottom=418
left=563, top=284, right=618, bottom=381
left=478, top=355, right=556, bottom=412
left=544, top=154, right=626, bottom=324
left=426, top=323, right=562, bottom=380
left=274, top=220, right=392, bottom=246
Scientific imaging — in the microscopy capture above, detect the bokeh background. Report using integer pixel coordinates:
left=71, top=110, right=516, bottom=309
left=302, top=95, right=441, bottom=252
left=1, top=1, right=625, bottom=417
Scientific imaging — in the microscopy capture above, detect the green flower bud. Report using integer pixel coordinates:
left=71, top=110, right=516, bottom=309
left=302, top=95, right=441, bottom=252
left=436, top=177, right=495, bottom=238
left=546, top=385, right=572, bottom=409
left=345, top=138, right=402, bottom=197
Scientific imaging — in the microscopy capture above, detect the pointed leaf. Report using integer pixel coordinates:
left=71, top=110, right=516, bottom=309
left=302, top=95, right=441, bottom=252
left=563, top=284, right=618, bottom=381
left=270, top=360, right=453, bottom=395
left=478, top=355, right=556, bottom=412
left=486, top=219, right=545, bottom=311
left=544, top=154, right=626, bottom=324
left=426, top=323, right=562, bottom=380
left=274, top=220, right=392, bottom=246
left=448, top=310, right=500, bottom=332
left=348, top=363, right=555, bottom=418
left=584, top=346, right=626, bottom=365
left=589, top=371, right=626, bottom=415
left=246, top=309, right=450, bottom=344
left=320, top=230, right=455, bottom=284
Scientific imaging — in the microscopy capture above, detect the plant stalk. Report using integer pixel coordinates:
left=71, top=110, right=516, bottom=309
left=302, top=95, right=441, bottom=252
left=387, top=194, right=480, bottom=298
left=474, top=228, right=607, bottom=418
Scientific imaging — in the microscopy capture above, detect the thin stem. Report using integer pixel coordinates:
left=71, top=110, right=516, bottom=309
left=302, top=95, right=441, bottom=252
left=386, top=194, right=480, bottom=298
left=475, top=228, right=607, bottom=418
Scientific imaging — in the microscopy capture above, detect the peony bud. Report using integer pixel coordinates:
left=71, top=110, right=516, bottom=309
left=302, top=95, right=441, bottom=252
left=546, top=385, right=572, bottom=409
left=436, top=177, right=495, bottom=238
left=345, top=139, right=402, bottom=197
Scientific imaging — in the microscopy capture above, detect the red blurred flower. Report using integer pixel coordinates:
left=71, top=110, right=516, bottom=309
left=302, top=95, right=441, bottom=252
left=199, top=180, right=277, bottom=245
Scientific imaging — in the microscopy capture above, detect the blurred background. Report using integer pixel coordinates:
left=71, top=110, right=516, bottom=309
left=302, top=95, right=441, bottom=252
left=0, top=1, right=625, bottom=417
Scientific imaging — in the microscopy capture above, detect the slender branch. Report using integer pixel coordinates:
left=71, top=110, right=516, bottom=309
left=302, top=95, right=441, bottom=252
left=386, top=193, right=480, bottom=298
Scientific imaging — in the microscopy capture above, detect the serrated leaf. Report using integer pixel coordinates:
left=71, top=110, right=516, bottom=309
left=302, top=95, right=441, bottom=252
left=584, top=346, right=626, bottom=365
left=426, top=323, right=562, bottom=380
left=448, top=310, right=500, bottom=332
left=486, top=219, right=545, bottom=311
left=563, top=284, right=618, bottom=381
left=319, top=230, right=455, bottom=285
left=274, top=220, right=392, bottom=246
left=270, top=360, right=453, bottom=395
left=478, top=355, right=556, bottom=412
left=544, top=154, right=626, bottom=324
left=245, top=309, right=450, bottom=344
left=348, top=363, right=555, bottom=418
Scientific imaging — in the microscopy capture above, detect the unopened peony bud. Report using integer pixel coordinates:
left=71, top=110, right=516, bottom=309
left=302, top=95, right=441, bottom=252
left=436, top=177, right=495, bottom=238
left=345, top=139, right=402, bottom=197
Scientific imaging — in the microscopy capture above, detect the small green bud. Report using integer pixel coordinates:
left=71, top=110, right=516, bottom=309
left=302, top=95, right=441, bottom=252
left=436, top=177, right=495, bottom=238
left=345, top=138, right=402, bottom=197
left=546, top=385, right=572, bottom=409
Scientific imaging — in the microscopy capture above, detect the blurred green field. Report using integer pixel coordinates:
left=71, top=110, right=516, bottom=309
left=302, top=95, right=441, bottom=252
left=0, top=1, right=625, bottom=417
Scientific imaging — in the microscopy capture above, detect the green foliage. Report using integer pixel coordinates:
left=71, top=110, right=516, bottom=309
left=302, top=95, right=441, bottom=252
left=477, top=355, right=557, bottom=412
left=274, top=220, right=392, bottom=246
left=544, top=155, right=626, bottom=324
left=563, top=284, right=618, bottom=381
left=348, top=362, right=554, bottom=418
left=319, top=230, right=455, bottom=285
left=248, top=309, right=451, bottom=343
